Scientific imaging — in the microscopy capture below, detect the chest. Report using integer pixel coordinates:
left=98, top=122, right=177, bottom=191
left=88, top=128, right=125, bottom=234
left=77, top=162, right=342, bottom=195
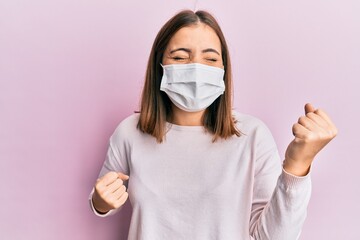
left=127, top=132, right=255, bottom=207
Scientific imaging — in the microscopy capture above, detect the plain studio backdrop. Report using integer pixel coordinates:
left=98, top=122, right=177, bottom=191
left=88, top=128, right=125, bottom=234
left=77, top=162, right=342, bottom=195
left=0, top=0, right=359, bottom=239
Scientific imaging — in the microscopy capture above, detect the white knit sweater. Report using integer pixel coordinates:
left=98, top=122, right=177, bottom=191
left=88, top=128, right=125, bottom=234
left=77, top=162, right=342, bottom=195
left=89, top=112, right=311, bottom=240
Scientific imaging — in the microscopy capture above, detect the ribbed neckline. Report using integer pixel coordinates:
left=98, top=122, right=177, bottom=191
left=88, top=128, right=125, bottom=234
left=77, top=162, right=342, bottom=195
left=166, top=122, right=206, bottom=132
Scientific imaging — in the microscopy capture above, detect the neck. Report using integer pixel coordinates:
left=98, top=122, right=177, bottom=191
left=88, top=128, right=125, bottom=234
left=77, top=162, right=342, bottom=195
left=170, top=105, right=205, bottom=126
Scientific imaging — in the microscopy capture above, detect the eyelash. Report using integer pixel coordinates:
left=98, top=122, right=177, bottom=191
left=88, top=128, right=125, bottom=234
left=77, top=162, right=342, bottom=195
left=172, top=57, right=218, bottom=62
left=172, top=57, right=187, bottom=61
left=207, top=58, right=217, bottom=62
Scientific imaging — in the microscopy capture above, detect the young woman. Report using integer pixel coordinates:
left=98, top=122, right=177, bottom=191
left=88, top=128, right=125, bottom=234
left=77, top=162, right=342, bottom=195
left=89, top=10, right=337, bottom=240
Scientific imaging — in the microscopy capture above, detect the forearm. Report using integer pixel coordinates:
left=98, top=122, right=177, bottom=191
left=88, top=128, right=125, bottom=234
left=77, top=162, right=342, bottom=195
left=250, top=168, right=312, bottom=240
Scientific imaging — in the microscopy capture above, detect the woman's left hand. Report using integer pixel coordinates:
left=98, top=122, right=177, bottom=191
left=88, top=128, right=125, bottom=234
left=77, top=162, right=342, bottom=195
left=283, top=103, right=338, bottom=176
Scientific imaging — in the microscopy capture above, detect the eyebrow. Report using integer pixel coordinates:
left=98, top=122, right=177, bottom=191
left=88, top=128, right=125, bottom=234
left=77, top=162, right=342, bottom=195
left=170, top=48, right=191, bottom=54
left=202, top=48, right=220, bottom=56
left=169, top=47, right=220, bottom=56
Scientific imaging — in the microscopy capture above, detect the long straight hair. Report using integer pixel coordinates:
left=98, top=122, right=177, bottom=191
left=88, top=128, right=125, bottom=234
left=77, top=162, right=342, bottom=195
left=137, top=10, right=240, bottom=142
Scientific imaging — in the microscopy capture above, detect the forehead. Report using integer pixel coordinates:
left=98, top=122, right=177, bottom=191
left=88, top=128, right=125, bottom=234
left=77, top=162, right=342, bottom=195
left=166, top=23, right=221, bottom=51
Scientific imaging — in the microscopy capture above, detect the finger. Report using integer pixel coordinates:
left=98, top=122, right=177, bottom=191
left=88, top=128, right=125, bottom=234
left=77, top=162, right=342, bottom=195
left=99, top=172, right=119, bottom=186
left=305, top=112, right=329, bottom=129
left=113, top=185, right=127, bottom=199
left=305, top=103, right=315, bottom=114
left=292, top=123, right=312, bottom=139
left=112, top=192, right=129, bottom=209
left=117, top=192, right=129, bottom=205
left=118, top=172, right=130, bottom=181
left=107, top=178, right=124, bottom=193
left=298, top=116, right=319, bottom=132
left=314, top=108, right=336, bottom=127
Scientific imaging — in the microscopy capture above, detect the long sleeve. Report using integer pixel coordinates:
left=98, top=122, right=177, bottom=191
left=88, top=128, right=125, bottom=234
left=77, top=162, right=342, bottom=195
left=88, top=125, right=131, bottom=217
left=248, top=121, right=312, bottom=240
left=87, top=112, right=313, bottom=239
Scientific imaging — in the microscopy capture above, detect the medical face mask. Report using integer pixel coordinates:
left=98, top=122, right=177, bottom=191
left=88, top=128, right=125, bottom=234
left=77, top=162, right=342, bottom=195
left=160, top=63, right=225, bottom=112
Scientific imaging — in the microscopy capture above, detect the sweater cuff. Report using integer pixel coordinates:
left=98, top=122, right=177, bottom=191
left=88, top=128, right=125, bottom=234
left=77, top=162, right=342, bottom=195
left=88, top=188, right=118, bottom=217
left=279, top=166, right=312, bottom=190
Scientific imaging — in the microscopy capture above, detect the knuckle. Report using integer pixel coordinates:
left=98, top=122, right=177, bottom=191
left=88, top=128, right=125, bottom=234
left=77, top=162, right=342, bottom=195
left=318, top=132, right=327, bottom=140
left=107, top=195, right=115, bottom=203
left=298, top=116, right=307, bottom=124
left=112, top=202, right=120, bottom=209
left=332, top=127, right=338, bottom=137
left=114, top=199, right=124, bottom=209
left=119, top=193, right=129, bottom=205
left=292, top=123, right=300, bottom=134
left=99, top=189, right=109, bottom=197
left=316, top=108, right=324, bottom=114
left=303, top=133, right=316, bottom=142
left=107, top=197, right=118, bottom=208
left=95, top=181, right=102, bottom=190
left=305, top=112, right=314, bottom=117
left=95, top=183, right=105, bottom=193
left=309, top=131, right=318, bottom=138
left=117, top=179, right=124, bottom=185
left=107, top=171, right=118, bottom=179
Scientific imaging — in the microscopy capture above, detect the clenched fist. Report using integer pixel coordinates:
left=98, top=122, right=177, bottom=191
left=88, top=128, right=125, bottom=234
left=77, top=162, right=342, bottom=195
left=92, top=171, right=130, bottom=214
left=283, top=103, right=338, bottom=176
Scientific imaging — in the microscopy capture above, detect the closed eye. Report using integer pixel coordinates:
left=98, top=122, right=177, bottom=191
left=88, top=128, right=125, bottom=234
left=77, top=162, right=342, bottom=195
left=172, top=57, right=188, bottom=61
left=206, top=58, right=218, bottom=62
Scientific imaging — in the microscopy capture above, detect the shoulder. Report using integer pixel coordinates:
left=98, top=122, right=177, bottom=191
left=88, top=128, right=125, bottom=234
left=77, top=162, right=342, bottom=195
left=109, top=113, right=141, bottom=145
left=232, top=110, right=277, bottom=147
left=232, top=110, right=271, bottom=135
left=114, top=113, right=140, bottom=132
left=232, top=110, right=279, bottom=153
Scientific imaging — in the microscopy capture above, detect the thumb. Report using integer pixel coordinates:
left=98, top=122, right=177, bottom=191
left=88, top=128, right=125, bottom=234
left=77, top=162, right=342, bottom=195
left=118, top=172, right=130, bottom=181
left=304, top=103, right=315, bottom=114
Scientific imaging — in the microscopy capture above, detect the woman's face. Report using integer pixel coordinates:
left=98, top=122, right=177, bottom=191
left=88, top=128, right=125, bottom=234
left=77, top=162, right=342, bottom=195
left=162, top=23, right=223, bottom=68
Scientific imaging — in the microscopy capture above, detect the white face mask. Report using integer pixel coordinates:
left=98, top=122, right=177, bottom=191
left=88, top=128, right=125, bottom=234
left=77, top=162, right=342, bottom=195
left=160, top=63, right=225, bottom=112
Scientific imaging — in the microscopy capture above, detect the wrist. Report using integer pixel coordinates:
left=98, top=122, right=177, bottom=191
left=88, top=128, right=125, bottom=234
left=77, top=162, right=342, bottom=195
left=91, top=195, right=110, bottom=214
left=283, top=159, right=311, bottom=176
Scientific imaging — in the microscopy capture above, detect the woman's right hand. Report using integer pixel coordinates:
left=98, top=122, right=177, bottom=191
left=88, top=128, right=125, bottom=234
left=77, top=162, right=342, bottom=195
left=92, top=171, right=130, bottom=214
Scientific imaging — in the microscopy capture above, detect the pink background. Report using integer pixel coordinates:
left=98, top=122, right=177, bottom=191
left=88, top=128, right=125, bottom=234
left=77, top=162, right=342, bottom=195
left=1, top=0, right=359, bottom=239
